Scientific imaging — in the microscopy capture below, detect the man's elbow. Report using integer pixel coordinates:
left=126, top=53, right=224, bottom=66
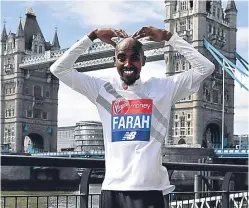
left=210, top=62, right=215, bottom=72
left=210, top=62, right=215, bottom=71
left=206, top=62, right=215, bottom=75
left=50, top=62, right=58, bottom=75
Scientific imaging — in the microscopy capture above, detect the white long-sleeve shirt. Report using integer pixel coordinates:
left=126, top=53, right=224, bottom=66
left=50, top=33, right=214, bottom=194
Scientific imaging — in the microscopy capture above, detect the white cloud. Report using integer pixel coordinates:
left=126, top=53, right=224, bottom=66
left=237, top=27, right=248, bottom=43
left=58, top=82, right=100, bottom=127
left=234, top=27, right=248, bottom=134
left=38, top=1, right=164, bottom=28
left=234, top=83, right=248, bottom=134
left=237, top=27, right=248, bottom=51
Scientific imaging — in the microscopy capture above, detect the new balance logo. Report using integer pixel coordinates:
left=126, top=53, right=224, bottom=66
left=122, top=131, right=137, bottom=140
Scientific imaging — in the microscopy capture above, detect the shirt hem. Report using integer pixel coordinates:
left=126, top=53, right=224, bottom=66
left=101, top=185, right=175, bottom=195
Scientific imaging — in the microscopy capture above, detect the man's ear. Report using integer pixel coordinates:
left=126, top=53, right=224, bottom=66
left=142, top=56, right=146, bottom=66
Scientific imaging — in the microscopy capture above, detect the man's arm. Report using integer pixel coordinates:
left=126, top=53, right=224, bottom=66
left=167, top=33, right=215, bottom=104
left=132, top=26, right=215, bottom=105
left=50, top=28, right=128, bottom=104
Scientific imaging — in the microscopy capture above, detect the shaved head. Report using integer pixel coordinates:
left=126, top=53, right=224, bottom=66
left=115, top=37, right=144, bottom=57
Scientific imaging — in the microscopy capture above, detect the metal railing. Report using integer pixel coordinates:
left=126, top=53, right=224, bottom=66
left=3, top=148, right=247, bottom=158
left=31, top=150, right=105, bottom=157
left=1, top=155, right=248, bottom=208
left=2, top=191, right=248, bottom=208
left=214, top=148, right=249, bottom=158
left=1, top=194, right=82, bottom=208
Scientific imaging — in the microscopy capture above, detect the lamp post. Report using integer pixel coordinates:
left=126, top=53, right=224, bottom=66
left=221, top=65, right=225, bottom=150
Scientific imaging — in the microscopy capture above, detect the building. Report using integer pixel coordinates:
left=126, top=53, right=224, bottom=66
left=164, top=0, right=236, bottom=147
left=57, top=121, right=104, bottom=152
left=0, top=7, right=60, bottom=152
left=57, top=126, right=75, bottom=151
left=74, top=121, right=104, bottom=151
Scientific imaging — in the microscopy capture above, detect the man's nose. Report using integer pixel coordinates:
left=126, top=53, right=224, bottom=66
left=124, top=58, right=132, bottom=67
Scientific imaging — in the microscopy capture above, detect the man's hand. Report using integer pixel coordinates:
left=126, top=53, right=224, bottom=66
left=132, top=26, right=172, bottom=42
left=88, top=28, right=128, bottom=47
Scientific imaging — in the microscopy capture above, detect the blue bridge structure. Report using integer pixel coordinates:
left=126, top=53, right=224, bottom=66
left=2, top=142, right=248, bottom=159
left=30, top=148, right=248, bottom=159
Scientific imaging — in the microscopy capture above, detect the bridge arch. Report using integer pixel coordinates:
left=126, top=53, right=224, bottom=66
left=203, top=119, right=227, bottom=148
left=178, top=138, right=186, bottom=145
left=23, top=133, right=44, bottom=153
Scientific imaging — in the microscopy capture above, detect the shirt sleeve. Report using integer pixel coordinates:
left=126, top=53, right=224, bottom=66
left=165, top=33, right=215, bottom=105
left=50, top=35, right=106, bottom=104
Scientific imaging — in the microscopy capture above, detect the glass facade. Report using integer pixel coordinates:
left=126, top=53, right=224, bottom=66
left=74, top=121, right=104, bottom=151
left=57, top=126, right=75, bottom=151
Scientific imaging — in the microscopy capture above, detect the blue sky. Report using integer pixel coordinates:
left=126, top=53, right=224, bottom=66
left=1, top=0, right=248, bottom=135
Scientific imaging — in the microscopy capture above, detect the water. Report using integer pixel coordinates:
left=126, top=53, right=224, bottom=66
left=1, top=184, right=101, bottom=208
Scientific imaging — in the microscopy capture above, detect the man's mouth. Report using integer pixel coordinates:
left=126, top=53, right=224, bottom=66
left=123, top=69, right=135, bottom=76
left=120, top=68, right=139, bottom=85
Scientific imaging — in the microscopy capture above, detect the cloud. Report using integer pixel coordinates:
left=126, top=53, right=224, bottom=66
left=37, top=1, right=164, bottom=28
left=237, top=27, right=248, bottom=43
left=234, top=27, right=248, bottom=134
left=234, top=82, right=248, bottom=134
left=237, top=27, right=248, bottom=51
left=58, top=82, right=100, bottom=127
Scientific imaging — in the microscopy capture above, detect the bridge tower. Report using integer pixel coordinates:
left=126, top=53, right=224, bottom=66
left=164, top=0, right=237, bottom=147
left=0, top=7, right=60, bottom=152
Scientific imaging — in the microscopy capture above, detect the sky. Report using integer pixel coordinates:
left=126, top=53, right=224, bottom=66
left=1, top=0, right=248, bottom=135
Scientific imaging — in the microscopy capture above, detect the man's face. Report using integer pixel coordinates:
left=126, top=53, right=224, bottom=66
left=115, top=38, right=145, bottom=86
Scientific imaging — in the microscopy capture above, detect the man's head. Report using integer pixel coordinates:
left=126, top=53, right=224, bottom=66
left=115, top=37, right=146, bottom=86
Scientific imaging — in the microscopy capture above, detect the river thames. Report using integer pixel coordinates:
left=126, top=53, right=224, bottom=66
left=1, top=184, right=101, bottom=208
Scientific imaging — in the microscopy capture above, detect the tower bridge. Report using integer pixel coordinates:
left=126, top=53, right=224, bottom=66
left=1, top=0, right=247, bottom=153
left=19, top=39, right=166, bottom=72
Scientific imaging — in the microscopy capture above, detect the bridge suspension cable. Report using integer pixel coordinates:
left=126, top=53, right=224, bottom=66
left=235, top=51, right=248, bottom=71
left=203, top=39, right=248, bottom=149
left=203, top=39, right=248, bottom=92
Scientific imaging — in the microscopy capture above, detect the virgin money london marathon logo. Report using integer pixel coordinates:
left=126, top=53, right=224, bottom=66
left=111, top=99, right=153, bottom=142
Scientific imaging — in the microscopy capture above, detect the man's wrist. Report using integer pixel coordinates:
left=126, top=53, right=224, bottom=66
left=163, top=30, right=173, bottom=41
left=88, top=29, right=98, bottom=41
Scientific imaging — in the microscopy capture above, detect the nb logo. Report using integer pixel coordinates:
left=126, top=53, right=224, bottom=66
left=122, top=131, right=137, bottom=140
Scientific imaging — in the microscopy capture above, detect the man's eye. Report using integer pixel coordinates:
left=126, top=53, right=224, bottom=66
left=118, top=57, right=125, bottom=62
left=131, top=56, right=140, bottom=61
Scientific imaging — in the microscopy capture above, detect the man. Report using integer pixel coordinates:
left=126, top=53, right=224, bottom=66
left=50, top=26, right=215, bottom=208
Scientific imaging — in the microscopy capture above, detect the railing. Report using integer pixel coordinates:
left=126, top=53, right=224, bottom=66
left=1, top=194, right=83, bottom=208
left=2, top=191, right=248, bottom=208
left=167, top=191, right=248, bottom=208
left=1, top=155, right=248, bottom=208
left=32, top=150, right=105, bottom=157
left=2, top=192, right=248, bottom=208
left=214, top=148, right=249, bottom=158
left=29, top=148, right=249, bottom=158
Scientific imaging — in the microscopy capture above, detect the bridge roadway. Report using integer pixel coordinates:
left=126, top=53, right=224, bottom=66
left=19, top=38, right=167, bottom=72
left=31, top=148, right=249, bottom=158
